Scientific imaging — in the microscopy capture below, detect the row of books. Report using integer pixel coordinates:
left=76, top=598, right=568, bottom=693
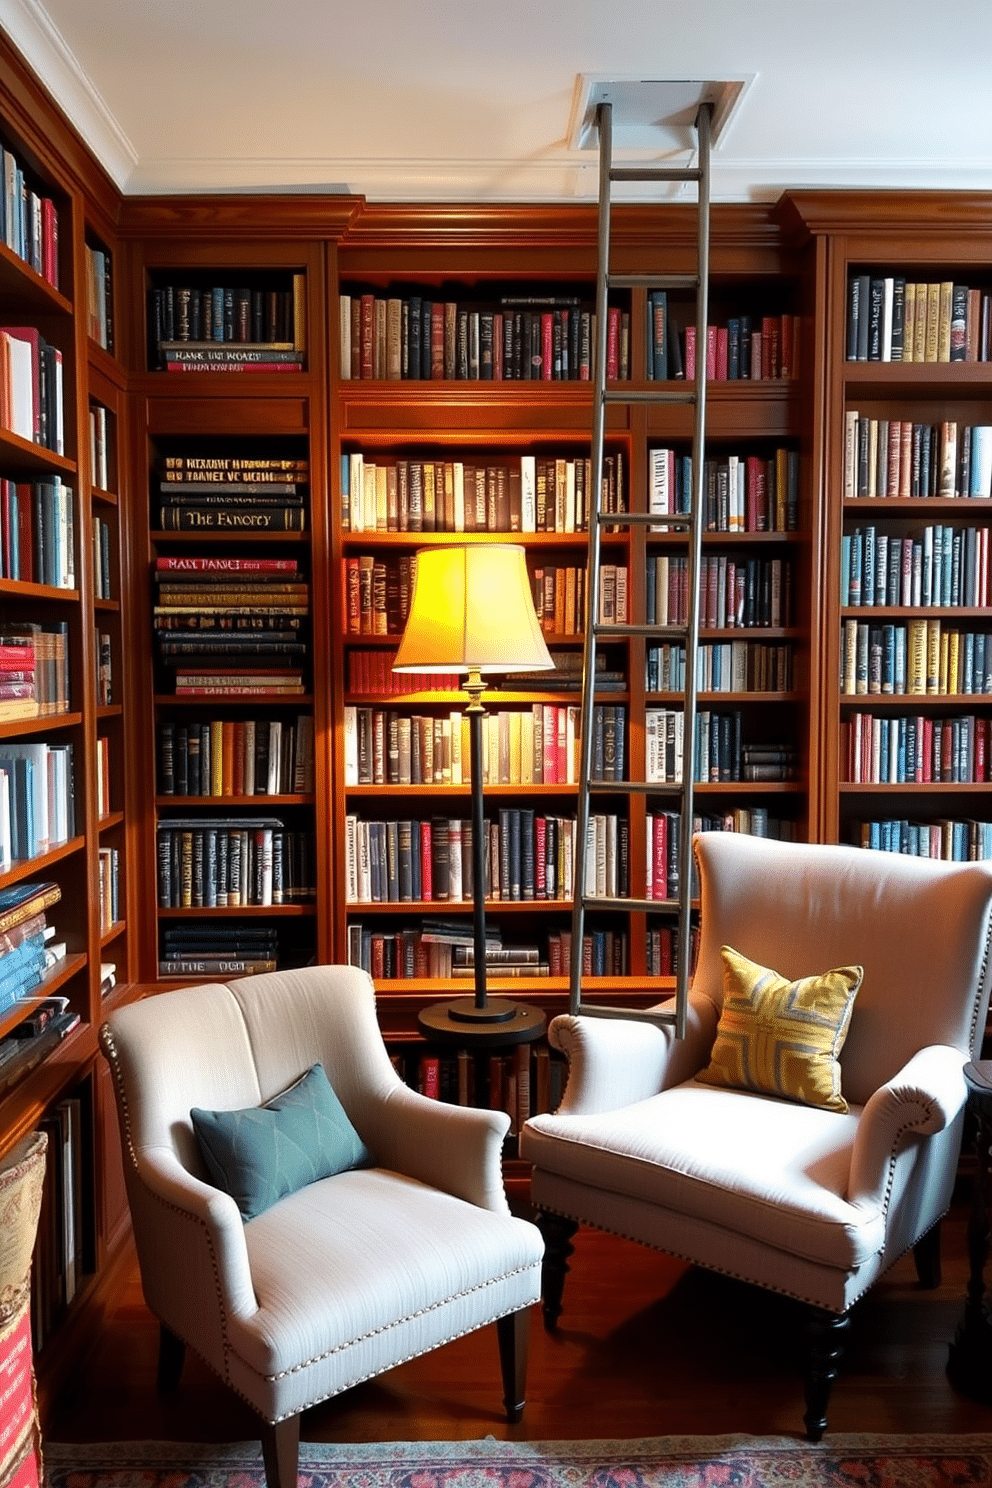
left=0, top=478, right=75, bottom=588
left=158, top=716, right=315, bottom=798
left=547, top=927, right=629, bottom=978
left=646, top=708, right=799, bottom=784
left=341, top=451, right=625, bottom=536
left=157, top=923, right=280, bottom=978
left=0, top=743, right=75, bottom=869
left=155, top=819, right=316, bottom=908
left=92, top=516, right=113, bottom=600
left=32, top=1084, right=85, bottom=1348
left=0, top=624, right=69, bottom=721
left=842, top=524, right=991, bottom=611
left=394, top=1044, right=560, bottom=1132
left=843, top=712, right=990, bottom=785
left=95, top=630, right=112, bottom=706
left=535, top=564, right=628, bottom=634
left=648, top=446, right=800, bottom=534
left=841, top=619, right=992, bottom=697
left=97, top=845, right=119, bottom=933
left=1, top=143, right=59, bottom=289
left=844, top=414, right=992, bottom=500
left=339, top=291, right=626, bottom=383
left=0, top=880, right=62, bottom=1017
left=647, top=554, right=795, bottom=631
left=343, top=554, right=412, bottom=638
left=84, top=242, right=113, bottom=352
left=344, top=812, right=580, bottom=905
left=149, top=279, right=306, bottom=360
left=0, top=325, right=63, bottom=452
left=846, top=276, right=992, bottom=363
left=685, top=314, right=801, bottom=383
left=646, top=639, right=795, bottom=695
left=344, top=703, right=586, bottom=788
left=89, top=404, right=111, bottom=491
left=855, top=818, right=992, bottom=859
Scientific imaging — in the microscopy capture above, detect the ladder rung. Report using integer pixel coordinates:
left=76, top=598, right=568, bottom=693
left=593, top=622, right=688, bottom=639
left=609, top=166, right=703, bottom=184
left=604, top=388, right=696, bottom=406
left=582, top=895, right=686, bottom=914
left=596, top=511, right=691, bottom=530
left=587, top=779, right=685, bottom=797
left=573, top=1002, right=679, bottom=1025
left=607, top=273, right=699, bottom=291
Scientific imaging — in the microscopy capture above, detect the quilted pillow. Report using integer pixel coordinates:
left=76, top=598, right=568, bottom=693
left=191, top=1062, right=370, bottom=1221
left=696, top=945, right=863, bottom=1113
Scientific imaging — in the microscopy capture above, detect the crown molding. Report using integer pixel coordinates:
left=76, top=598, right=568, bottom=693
left=4, top=0, right=136, bottom=188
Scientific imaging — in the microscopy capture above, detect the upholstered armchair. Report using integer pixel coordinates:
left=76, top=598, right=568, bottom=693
left=100, top=965, right=543, bottom=1488
left=520, top=832, right=992, bottom=1437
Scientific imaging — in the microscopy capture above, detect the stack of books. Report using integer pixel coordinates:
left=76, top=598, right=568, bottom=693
left=0, top=880, right=62, bottom=1017
left=158, top=922, right=279, bottom=978
left=157, top=454, right=309, bottom=532
left=153, top=555, right=309, bottom=696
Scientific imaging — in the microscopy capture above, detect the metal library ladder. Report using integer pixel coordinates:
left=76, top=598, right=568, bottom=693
left=569, top=98, right=713, bottom=1038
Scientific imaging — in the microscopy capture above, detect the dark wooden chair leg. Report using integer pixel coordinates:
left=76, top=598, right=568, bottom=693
left=156, top=1324, right=186, bottom=1393
left=914, top=1222, right=942, bottom=1289
left=496, top=1306, right=531, bottom=1423
left=803, top=1306, right=850, bottom=1441
left=260, top=1414, right=300, bottom=1488
left=534, top=1210, right=578, bottom=1331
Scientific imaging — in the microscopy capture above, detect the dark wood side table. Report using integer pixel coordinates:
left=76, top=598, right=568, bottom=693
left=947, top=1059, right=992, bottom=1403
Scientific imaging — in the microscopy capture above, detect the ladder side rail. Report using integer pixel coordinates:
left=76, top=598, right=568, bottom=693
left=674, top=101, right=714, bottom=1039
left=568, top=98, right=615, bottom=1016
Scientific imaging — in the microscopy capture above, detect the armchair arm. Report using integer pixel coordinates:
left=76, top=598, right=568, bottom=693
left=131, top=1145, right=260, bottom=1321
left=848, top=1044, right=968, bottom=1211
left=371, top=1081, right=512, bottom=1214
left=549, top=991, right=720, bottom=1115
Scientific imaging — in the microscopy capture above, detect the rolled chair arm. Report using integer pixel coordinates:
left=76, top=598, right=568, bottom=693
left=372, top=1081, right=512, bottom=1213
left=849, top=1044, right=968, bottom=1210
left=548, top=992, right=720, bottom=1115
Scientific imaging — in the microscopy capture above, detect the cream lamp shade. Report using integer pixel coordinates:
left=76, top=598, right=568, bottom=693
left=393, top=545, right=553, bottom=676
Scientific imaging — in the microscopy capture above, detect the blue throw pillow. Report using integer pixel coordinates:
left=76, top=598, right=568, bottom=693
left=191, top=1063, right=370, bottom=1221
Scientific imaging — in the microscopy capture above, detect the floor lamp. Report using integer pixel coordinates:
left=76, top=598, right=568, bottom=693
left=393, top=544, right=553, bottom=1040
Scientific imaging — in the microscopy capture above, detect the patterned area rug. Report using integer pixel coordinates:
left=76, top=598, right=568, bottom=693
left=41, top=1434, right=992, bottom=1488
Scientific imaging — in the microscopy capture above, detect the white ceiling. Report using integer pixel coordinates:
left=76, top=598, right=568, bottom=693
left=6, top=0, right=992, bottom=202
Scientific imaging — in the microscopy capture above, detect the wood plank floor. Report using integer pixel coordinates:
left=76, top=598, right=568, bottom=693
left=46, top=1192, right=992, bottom=1445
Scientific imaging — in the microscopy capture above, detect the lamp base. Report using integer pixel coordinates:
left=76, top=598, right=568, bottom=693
left=418, top=998, right=546, bottom=1048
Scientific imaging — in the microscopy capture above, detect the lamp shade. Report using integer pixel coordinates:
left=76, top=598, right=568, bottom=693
left=393, top=545, right=554, bottom=675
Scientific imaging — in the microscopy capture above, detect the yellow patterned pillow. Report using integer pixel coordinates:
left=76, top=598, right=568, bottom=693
left=697, top=945, right=863, bottom=1113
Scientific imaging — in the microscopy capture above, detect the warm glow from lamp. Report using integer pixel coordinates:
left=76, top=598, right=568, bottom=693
left=393, top=545, right=553, bottom=677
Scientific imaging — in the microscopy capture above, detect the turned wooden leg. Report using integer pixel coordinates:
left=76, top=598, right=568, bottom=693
left=260, top=1415, right=300, bottom=1488
left=534, top=1210, right=578, bottom=1331
left=803, top=1306, right=850, bottom=1441
left=914, top=1222, right=942, bottom=1289
left=156, top=1324, right=186, bottom=1393
left=496, top=1306, right=531, bottom=1423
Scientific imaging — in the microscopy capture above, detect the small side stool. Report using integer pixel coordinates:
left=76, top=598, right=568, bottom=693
left=947, top=1059, right=992, bottom=1403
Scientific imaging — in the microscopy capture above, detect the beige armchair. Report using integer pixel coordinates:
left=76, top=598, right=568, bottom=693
left=521, top=832, right=992, bottom=1437
left=100, top=965, right=543, bottom=1488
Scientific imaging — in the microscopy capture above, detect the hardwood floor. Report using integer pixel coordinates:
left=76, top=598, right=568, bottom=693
left=46, top=1192, right=992, bottom=1446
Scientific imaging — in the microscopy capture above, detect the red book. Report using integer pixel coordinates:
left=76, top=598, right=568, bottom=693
left=684, top=326, right=696, bottom=382
left=421, top=1054, right=441, bottom=1099
left=541, top=313, right=553, bottom=380
left=419, top=820, right=432, bottom=900
left=156, top=555, right=298, bottom=573
left=41, top=197, right=59, bottom=290
left=534, top=815, right=547, bottom=899
left=606, top=306, right=620, bottom=381
left=430, top=304, right=445, bottom=380
left=653, top=814, right=668, bottom=900
left=715, top=326, right=729, bottom=380
left=705, top=325, right=718, bottom=381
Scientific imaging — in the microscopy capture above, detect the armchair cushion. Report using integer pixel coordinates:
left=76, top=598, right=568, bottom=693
left=191, top=1062, right=370, bottom=1221
left=696, top=946, right=863, bottom=1113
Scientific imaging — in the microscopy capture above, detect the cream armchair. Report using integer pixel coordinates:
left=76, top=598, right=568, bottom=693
left=100, top=965, right=543, bottom=1488
left=520, top=833, right=992, bottom=1437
